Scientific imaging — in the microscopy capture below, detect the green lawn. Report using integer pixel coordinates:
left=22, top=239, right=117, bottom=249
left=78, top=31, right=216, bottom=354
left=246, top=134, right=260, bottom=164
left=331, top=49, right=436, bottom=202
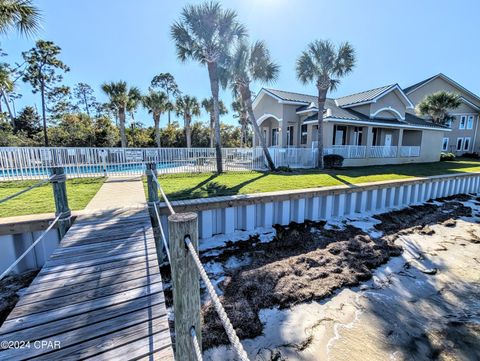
left=0, top=177, right=105, bottom=218
left=147, top=160, right=480, bottom=201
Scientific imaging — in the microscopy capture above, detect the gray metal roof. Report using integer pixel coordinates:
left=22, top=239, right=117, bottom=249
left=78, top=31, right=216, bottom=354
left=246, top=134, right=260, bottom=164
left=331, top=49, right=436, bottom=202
left=264, top=88, right=317, bottom=104
left=261, top=87, right=445, bottom=129
left=334, top=84, right=396, bottom=107
left=403, top=75, right=436, bottom=94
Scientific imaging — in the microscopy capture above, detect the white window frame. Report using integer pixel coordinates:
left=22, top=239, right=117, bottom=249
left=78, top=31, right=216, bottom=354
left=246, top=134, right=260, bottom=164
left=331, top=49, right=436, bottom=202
left=459, top=115, right=466, bottom=130
left=456, top=137, right=464, bottom=151
left=442, top=137, right=449, bottom=151
left=271, top=128, right=279, bottom=146
left=467, top=115, right=474, bottom=130
left=300, top=124, right=308, bottom=145
left=463, top=137, right=471, bottom=151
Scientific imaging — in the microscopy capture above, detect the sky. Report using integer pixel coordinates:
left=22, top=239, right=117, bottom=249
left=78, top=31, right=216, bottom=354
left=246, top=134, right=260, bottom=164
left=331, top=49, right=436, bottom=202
left=4, top=0, right=480, bottom=127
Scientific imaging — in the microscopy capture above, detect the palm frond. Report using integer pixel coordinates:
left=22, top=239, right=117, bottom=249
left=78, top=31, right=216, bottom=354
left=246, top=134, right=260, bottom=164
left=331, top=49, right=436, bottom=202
left=0, top=0, right=42, bottom=37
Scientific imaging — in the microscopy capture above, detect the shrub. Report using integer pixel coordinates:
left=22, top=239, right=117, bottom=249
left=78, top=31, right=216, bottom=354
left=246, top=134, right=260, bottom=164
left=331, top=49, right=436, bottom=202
left=460, top=152, right=479, bottom=159
left=275, top=166, right=292, bottom=172
left=440, top=152, right=455, bottom=161
left=324, top=154, right=344, bottom=169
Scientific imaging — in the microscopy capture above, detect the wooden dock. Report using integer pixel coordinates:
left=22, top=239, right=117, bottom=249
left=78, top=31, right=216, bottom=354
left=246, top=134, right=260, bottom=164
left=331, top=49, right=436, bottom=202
left=0, top=207, right=174, bottom=360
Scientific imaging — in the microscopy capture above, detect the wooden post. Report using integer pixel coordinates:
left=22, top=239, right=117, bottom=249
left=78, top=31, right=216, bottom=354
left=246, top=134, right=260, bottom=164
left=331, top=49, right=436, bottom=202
left=50, top=167, right=72, bottom=238
left=168, top=212, right=201, bottom=361
left=146, top=162, right=164, bottom=265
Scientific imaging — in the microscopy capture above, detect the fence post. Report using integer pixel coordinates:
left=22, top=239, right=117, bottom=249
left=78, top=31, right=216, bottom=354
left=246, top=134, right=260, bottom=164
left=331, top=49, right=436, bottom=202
left=168, top=212, right=201, bottom=361
left=146, top=162, right=164, bottom=265
left=50, top=167, right=72, bottom=238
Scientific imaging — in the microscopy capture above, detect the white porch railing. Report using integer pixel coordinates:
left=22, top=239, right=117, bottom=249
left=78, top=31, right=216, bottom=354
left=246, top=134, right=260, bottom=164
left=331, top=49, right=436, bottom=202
left=323, top=145, right=421, bottom=159
left=368, top=146, right=398, bottom=158
left=399, top=146, right=421, bottom=157
left=323, top=145, right=367, bottom=159
left=268, top=147, right=316, bottom=168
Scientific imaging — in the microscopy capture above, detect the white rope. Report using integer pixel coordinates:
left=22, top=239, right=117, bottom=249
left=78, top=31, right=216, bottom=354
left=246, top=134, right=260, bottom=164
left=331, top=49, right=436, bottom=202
left=0, top=177, right=52, bottom=205
left=152, top=201, right=171, bottom=263
left=0, top=214, right=61, bottom=281
left=150, top=172, right=175, bottom=215
left=185, top=237, right=250, bottom=361
left=190, top=326, right=203, bottom=361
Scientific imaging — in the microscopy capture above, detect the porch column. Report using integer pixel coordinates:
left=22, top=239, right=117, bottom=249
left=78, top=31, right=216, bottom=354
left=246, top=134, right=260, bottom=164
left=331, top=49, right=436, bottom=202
left=364, top=126, right=374, bottom=158
left=398, top=129, right=404, bottom=147
left=280, top=119, right=288, bottom=148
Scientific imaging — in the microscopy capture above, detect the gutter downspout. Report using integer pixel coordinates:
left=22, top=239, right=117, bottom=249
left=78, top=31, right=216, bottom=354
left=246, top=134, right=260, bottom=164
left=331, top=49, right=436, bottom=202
left=473, top=115, right=479, bottom=153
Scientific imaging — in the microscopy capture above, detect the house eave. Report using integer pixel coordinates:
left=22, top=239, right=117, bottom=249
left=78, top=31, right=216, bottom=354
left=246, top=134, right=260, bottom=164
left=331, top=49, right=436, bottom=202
left=302, top=117, right=450, bottom=131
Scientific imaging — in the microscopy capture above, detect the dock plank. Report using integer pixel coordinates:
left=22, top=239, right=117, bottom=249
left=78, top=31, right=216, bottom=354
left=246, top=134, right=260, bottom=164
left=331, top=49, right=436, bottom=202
left=0, top=208, right=174, bottom=361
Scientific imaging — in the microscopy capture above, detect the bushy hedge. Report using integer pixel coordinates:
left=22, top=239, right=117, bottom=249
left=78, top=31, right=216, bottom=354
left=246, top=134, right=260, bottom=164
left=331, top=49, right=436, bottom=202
left=440, top=152, right=455, bottom=161
left=460, top=152, right=479, bottom=159
left=323, top=154, right=344, bottom=169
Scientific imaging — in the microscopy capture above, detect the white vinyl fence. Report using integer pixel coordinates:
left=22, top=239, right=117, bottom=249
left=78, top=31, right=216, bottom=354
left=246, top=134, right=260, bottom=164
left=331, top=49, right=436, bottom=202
left=0, top=147, right=318, bottom=180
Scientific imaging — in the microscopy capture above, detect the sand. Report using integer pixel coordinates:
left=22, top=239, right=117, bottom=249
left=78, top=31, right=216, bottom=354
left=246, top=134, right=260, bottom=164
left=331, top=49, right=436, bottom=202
left=201, top=195, right=480, bottom=360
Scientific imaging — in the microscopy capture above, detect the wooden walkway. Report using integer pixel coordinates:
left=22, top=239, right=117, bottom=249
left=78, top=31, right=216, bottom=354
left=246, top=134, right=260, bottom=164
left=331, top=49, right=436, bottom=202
left=0, top=207, right=174, bottom=360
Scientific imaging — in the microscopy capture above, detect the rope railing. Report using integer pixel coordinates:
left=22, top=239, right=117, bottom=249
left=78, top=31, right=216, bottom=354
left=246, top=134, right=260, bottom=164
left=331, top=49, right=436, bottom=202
left=0, top=177, right=52, bottom=205
left=147, top=167, right=250, bottom=361
left=185, top=236, right=250, bottom=361
left=0, top=214, right=61, bottom=281
left=150, top=172, right=175, bottom=215
left=190, top=327, right=203, bottom=361
left=152, top=201, right=171, bottom=263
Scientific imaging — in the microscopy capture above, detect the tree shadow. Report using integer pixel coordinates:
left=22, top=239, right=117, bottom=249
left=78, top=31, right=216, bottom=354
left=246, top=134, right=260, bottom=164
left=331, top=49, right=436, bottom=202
left=168, top=172, right=268, bottom=200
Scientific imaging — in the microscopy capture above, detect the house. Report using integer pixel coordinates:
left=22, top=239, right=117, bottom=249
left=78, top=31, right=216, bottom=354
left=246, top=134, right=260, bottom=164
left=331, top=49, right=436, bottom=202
left=252, top=84, right=449, bottom=166
left=403, top=73, right=480, bottom=155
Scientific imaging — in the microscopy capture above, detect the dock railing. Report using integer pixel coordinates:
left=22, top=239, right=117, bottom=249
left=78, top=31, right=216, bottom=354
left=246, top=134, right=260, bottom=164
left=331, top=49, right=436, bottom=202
left=146, top=163, right=250, bottom=361
left=0, top=166, right=72, bottom=279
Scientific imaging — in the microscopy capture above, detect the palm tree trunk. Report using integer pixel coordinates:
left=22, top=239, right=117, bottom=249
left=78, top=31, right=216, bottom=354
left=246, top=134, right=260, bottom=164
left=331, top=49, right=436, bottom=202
left=207, top=61, right=223, bottom=173
left=1, top=90, right=13, bottom=122
left=185, top=115, right=192, bottom=148
left=209, top=113, right=215, bottom=148
left=154, top=112, right=161, bottom=147
left=316, top=87, right=328, bottom=169
left=240, top=85, right=275, bottom=171
left=40, top=80, right=49, bottom=146
left=119, top=107, right=127, bottom=147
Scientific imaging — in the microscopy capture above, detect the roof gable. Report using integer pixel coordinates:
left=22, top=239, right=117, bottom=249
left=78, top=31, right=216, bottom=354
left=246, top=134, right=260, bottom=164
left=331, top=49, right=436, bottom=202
left=404, top=73, right=480, bottom=106
left=335, top=84, right=414, bottom=109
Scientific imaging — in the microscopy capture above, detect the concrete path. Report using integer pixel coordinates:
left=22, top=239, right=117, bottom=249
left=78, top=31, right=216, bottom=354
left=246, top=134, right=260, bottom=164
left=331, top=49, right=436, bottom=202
left=85, top=176, right=146, bottom=211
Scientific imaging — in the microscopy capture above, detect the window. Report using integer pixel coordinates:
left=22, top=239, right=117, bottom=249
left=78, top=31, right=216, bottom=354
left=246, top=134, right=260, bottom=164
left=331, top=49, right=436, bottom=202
left=459, top=115, right=466, bottom=129
left=442, top=137, right=449, bottom=151
left=286, top=126, right=294, bottom=146
left=271, top=128, right=279, bottom=146
left=445, top=119, right=453, bottom=128
left=353, top=127, right=363, bottom=145
left=464, top=137, right=471, bottom=151
left=456, top=137, right=464, bottom=151
left=467, top=115, right=474, bottom=130
left=332, top=125, right=347, bottom=145
left=263, top=129, right=267, bottom=145
left=301, top=124, right=308, bottom=144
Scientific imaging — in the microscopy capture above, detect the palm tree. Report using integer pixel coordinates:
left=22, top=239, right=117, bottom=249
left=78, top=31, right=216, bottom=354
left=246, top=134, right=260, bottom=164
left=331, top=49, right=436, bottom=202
left=202, top=97, right=228, bottom=148
left=171, top=1, right=247, bottom=173
left=0, top=65, right=14, bottom=121
left=176, top=95, right=200, bottom=148
left=296, top=40, right=355, bottom=168
left=142, top=90, right=171, bottom=147
left=101, top=81, right=141, bottom=147
left=417, top=91, right=461, bottom=125
left=229, top=40, right=279, bottom=170
left=0, top=0, right=41, bottom=37
left=232, top=98, right=249, bottom=147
